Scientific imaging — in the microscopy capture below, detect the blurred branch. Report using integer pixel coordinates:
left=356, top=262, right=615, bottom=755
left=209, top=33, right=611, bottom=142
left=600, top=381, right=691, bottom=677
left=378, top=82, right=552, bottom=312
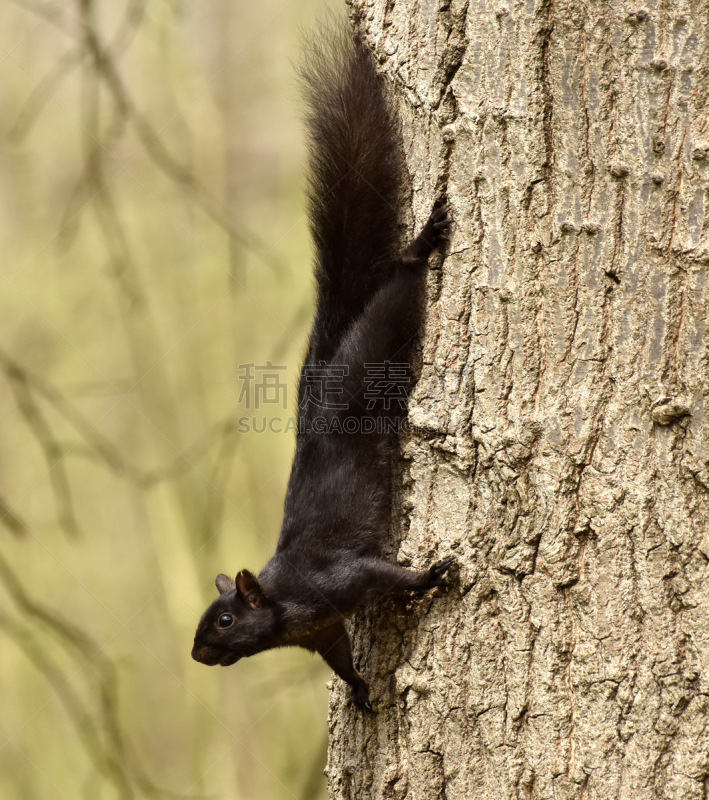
left=79, top=0, right=284, bottom=274
left=202, top=421, right=240, bottom=549
left=0, top=494, right=28, bottom=538
left=1, top=352, right=81, bottom=539
left=0, top=552, right=191, bottom=799
left=11, top=0, right=286, bottom=280
left=8, top=0, right=144, bottom=143
left=8, top=48, right=86, bottom=143
left=69, top=417, right=242, bottom=488
left=0, top=347, right=243, bottom=505
left=10, top=0, right=75, bottom=34
left=79, top=3, right=145, bottom=307
left=107, top=0, right=148, bottom=56
left=0, top=614, right=136, bottom=799
left=0, top=2, right=315, bottom=793
left=271, top=300, right=313, bottom=364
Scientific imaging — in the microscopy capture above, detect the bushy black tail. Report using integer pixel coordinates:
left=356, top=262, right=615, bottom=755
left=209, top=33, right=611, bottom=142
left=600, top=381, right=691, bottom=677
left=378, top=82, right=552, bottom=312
left=300, top=25, right=403, bottom=366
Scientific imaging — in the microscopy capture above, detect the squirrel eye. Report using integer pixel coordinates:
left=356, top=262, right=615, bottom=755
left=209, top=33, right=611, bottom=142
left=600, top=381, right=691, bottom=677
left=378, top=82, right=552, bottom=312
left=217, top=613, right=234, bottom=629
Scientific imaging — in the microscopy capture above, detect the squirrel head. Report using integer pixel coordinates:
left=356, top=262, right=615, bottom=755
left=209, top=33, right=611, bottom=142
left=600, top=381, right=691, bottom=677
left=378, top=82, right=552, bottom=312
left=191, top=570, right=277, bottom=667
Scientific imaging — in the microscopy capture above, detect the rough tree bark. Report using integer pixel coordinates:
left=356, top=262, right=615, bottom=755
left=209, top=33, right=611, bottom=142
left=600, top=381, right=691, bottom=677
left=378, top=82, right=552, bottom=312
left=327, top=1, right=709, bottom=798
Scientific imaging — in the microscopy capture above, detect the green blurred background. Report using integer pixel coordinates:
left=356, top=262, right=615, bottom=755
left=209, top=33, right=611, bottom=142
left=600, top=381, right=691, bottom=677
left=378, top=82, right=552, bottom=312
left=0, top=1, right=340, bottom=798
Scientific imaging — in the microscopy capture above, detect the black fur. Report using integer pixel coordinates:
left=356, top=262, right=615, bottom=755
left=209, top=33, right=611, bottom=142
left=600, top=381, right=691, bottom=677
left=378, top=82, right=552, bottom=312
left=191, top=27, right=453, bottom=712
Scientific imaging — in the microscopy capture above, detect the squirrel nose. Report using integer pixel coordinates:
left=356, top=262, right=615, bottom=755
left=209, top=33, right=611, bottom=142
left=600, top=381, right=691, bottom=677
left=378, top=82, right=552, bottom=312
left=191, top=644, right=213, bottom=665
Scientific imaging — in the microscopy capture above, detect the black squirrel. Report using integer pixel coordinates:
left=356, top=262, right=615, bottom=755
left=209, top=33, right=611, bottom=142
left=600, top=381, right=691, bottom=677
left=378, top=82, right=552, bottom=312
left=191, top=26, right=453, bottom=712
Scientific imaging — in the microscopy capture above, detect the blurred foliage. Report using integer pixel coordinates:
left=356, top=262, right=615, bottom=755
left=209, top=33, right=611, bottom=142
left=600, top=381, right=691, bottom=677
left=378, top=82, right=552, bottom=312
left=0, top=1, right=340, bottom=798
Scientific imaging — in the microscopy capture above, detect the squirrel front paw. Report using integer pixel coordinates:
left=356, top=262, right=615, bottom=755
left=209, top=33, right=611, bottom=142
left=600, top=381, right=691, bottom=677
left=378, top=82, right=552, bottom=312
left=352, top=677, right=374, bottom=713
left=424, top=555, right=456, bottom=589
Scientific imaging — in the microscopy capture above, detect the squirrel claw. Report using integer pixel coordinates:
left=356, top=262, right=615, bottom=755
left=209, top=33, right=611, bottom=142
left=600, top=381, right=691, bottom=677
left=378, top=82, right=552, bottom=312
left=353, top=682, right=374, bottom=713
left=426, top=555, right=456, bottom=588
left=427, top=197, right=451, bottom=246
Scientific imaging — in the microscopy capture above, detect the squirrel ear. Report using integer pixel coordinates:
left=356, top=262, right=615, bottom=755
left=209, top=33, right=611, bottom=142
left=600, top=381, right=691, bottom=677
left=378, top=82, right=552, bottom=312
left=235, top=570, right=265, bottom=610
left=215, top=573, right=236, bottom=595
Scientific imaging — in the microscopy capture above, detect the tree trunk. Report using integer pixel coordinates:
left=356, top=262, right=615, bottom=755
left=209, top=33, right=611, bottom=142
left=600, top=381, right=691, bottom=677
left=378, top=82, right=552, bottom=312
left=327, top=1, right=709, bottom=798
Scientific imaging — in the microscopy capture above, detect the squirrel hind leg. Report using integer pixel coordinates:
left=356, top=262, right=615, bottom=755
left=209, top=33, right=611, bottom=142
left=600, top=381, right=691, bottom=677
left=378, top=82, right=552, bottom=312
left=331, top=268, right=427, bottom=401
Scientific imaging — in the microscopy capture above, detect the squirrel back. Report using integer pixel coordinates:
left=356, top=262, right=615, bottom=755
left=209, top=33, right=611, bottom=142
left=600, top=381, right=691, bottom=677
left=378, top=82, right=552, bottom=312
left=300, top=27, right=404, bottom=366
